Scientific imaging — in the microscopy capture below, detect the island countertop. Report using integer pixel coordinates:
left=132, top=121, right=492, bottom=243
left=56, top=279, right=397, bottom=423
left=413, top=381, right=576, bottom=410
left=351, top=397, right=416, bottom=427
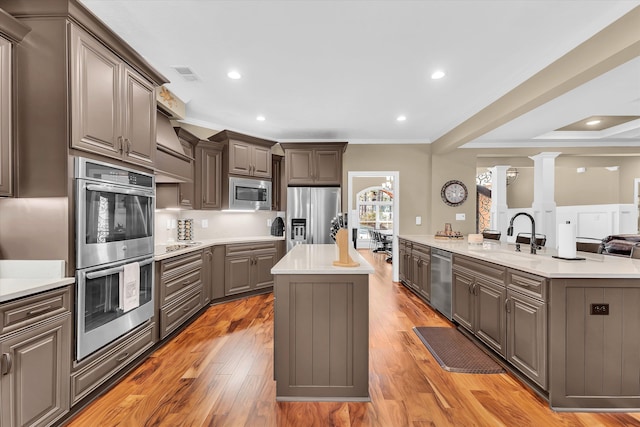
left=399, top=234, right=640, bottom=279
left=271, top=244, right=374, bottom=275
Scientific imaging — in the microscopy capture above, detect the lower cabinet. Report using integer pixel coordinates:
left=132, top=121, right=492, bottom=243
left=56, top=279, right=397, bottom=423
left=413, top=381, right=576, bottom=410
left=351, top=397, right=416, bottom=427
left=398, top=239, right=431, bottom=301
left=452, top=255, right=507, bottom=357
left=0, top=286, right=72, bottom=427
left=70, top=322, right=155, bottom=405
left=157, top=250, right=205, bottom=340
left=225, top=242, right=278, bottom=296
left=506, top=270, right=548, bottom=389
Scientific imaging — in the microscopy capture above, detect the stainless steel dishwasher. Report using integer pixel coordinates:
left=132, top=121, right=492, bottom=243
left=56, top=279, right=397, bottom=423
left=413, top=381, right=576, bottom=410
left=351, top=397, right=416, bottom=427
left=430, top=248, right=453, bottom=320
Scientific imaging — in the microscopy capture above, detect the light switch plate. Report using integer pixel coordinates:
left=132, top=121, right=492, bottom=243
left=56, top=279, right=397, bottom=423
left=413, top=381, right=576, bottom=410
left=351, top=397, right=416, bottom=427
left=456, top=213, right=466, bottom=221
left=416, top=216, right=422, bottom=225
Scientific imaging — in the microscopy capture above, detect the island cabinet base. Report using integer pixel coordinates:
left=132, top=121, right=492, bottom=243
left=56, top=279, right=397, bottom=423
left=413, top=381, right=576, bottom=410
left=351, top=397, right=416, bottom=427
left=273, top=274, right=370, bottom=401
left=550, top=278, right=640, bottom=411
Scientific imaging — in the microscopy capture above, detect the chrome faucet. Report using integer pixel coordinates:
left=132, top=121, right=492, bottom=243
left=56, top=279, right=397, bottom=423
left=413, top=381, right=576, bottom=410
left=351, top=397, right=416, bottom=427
left=507, top=212, right=537, bottom=254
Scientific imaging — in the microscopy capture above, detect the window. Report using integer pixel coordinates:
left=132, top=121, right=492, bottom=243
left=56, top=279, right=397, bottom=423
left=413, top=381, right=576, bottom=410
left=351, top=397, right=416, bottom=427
left=357, top=186, right=393, bottom=241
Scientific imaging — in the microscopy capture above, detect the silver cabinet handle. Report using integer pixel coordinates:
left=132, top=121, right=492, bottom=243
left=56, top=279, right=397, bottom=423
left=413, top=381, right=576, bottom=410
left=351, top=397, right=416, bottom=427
left=1, top=353, right=12, bottom=375
left=115, top=352, right=130, bottom=363
left=125, top=138, right=131, bottom=154
left=505, top=298, right=511, bottom=313
left=117, top=136, right=124, bottom=153
left=27, top=305, right=52, bottom=317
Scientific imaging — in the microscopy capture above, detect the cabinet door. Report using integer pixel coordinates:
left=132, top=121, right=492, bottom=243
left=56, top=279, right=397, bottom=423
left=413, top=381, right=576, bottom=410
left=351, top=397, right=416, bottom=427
left=452, top=269, right=474, bottom=331
left=410, top=253, right=422, bottom=291
left=224, top=255, right=252, bottom=295
left=228, top=140, right=252, bottom=176
left=1, top=316, right=70, bottom=427
left=70, top=26, right=121, bottom=158
left=417, top=257, right=430, bottom=301
left=210, top=245, right=226, bottom=300
left=122, top=66, right=156, bottom=167
left=507, top=290, right=547, bottom=389
left=314, top=148, right=342, bottom=185
left=286, top=149, right=314, bottom=185
left=202, top=248, right=213, bottom=304
left=196, top=145, right=222, bottom=209
left=252, top=145, right=272, bottom=178
left=0, top=37, right=11, bottom=196
left=475, top=277, right=506, bottom=357
left=253, top=250, right=277, bottom=290
left=398, top=241, right=407, bottom=284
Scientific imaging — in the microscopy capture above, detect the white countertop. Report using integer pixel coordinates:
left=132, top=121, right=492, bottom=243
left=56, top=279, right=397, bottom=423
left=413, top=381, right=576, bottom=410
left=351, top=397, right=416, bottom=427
left=399, top=235, right=640, bottom=279
left=155, top=235, right=285, bottom=260
left=0, top=260, right=75, bottom=303
left=271, top=244, right=374, bottom=275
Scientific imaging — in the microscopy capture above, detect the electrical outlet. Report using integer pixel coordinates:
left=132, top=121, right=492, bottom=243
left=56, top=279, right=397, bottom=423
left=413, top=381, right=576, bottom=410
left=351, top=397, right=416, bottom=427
left=267, top=219, right=272, bottom=227
left=201, top=219, right=208, bottom=228
left=170, top=219, right=177, bottom=229
left=166, top=219, right=172, bottom=230
left=456, top=213, right=466, bottom=221
left=416, top=216, right=422, bottom=225
left=590, top=303, right=609, bottom=315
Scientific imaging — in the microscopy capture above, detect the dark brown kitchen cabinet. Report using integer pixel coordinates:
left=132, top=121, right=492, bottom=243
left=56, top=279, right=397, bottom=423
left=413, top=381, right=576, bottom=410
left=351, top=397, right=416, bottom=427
left=0, top=36, right=12, bottom=197
left=209, top=130, right=276, bottom=179
left=280, top=142, right=347, bottom=186
left=506, top=270, right=547, bottom=389
left=0, top=14, right=29, bottom=197
left=225, top=242, right=278, bottom=296
left=0, top=286, right=72, bottom=427
left=398, top=239, right=430, bottom=301
left=70, top=25, right=156, bottom=168
left=194, top=141, right=223, bottom=210
left=452, top=254, right=507, bottom=357
left=157, top=250, right=204, bottom=339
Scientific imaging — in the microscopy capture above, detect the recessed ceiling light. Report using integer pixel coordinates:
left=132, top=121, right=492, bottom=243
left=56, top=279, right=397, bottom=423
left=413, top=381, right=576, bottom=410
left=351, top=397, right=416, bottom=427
left=431, top=70, right=446, bottom=80
left=397, top=115, right=407, bottom=122
left=586, top=119, right=601, bottom=126
left=605, top=166, right=619, bottom=171
left=256, top=115, right=265, bottom=121
left=227, top=70, right=242, bottom=80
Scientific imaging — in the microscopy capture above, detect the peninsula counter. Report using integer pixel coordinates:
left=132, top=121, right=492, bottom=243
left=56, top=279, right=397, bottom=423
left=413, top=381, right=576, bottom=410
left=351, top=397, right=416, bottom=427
left=271, top=244, right=374, bottom=401
left=399, top=235, right=640, bottom=411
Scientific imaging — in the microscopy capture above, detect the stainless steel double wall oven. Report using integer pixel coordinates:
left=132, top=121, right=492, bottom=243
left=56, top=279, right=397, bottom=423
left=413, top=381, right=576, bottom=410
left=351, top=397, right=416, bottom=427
left=75, top=157, right=155, bottom=360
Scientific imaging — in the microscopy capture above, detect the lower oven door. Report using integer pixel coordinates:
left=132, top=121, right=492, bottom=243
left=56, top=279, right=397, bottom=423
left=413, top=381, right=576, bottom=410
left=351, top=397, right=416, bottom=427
left=76, top=255, right=154, bottom=361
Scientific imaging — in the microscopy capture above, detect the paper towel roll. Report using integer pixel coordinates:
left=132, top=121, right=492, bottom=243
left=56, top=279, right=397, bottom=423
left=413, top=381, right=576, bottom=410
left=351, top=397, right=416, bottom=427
left=557, top=221, right=577, bottom=259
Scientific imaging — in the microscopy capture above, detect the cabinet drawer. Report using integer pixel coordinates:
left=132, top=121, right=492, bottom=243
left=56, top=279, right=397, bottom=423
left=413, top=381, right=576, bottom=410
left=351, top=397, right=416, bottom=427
left=71, top=322, right=154, bottom=405
left=453, top=254, right=506, bottom=283
left=507, top=269, right=547, bottom=301
left=226, top=241, right=276, bottom=256
left=159, top=250, right=203, bottom=279
left=412, top=243, right=430, bottom=258
left=160, top=287, right=203, bottom=339
left=161, top=268, right=202, bottom=305
left=0, top=286, right=71, bottom=335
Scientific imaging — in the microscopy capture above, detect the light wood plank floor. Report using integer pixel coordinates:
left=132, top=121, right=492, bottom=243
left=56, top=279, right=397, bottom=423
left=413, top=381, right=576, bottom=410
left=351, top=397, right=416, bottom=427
left=66, top=250, right=640, bottom=426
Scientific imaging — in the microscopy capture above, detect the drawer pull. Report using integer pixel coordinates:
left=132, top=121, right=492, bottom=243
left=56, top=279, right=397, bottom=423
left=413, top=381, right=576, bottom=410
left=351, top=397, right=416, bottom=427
left=27, top=305, right=52, bottom=316
left=505, top=298, right=511, bottom=313
left=1, top=353, right=12, bottom=375
left=183, top=307, right=190, bottom=312
left=115, top=352, right=130, bottom=363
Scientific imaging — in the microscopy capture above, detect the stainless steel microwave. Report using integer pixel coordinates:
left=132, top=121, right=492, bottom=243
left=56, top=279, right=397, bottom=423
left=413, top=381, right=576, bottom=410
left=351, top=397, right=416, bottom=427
left=228, top=176, right=271, bottom=211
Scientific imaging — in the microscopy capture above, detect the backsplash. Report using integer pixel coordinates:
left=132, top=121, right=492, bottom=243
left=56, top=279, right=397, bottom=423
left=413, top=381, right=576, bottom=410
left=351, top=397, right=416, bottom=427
left=155, top=210, right=285, bottom=244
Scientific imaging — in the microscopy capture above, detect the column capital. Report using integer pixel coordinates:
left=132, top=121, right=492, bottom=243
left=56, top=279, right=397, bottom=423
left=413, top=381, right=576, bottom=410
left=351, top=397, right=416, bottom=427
left=529, top=152, right=561, bottom=161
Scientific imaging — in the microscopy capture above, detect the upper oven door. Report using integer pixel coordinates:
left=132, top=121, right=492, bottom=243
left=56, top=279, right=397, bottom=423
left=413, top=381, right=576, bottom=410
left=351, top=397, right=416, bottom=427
left=76, top=179, right=155, bottom=269
left=229, top=177, right=271, bottom=211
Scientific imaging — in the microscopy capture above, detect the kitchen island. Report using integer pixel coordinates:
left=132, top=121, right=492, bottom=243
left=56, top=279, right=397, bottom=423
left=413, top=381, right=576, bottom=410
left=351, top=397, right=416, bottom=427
left=400, top=235, right=640, bottom=411
left=271, top=244, right=374, bottom=401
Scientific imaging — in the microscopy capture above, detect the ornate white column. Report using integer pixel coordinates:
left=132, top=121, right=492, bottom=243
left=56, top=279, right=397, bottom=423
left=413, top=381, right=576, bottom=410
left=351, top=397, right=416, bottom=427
left=530, top=152, right=561, bottom=248
left=489, top=166, right=510, bottom=241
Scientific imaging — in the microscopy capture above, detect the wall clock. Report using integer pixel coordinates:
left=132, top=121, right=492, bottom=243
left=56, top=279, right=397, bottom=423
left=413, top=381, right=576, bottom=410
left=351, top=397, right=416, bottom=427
left=441, top=180, right=468, bottom=207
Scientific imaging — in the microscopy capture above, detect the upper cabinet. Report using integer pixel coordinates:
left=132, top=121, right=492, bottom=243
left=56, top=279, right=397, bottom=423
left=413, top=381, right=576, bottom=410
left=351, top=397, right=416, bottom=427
left=209, top=130, right=276, bottom=179
left=3, top=0, right=168, bottom=197
left=70, top=25, right=156, bottom=167
left=0, top=9, right=30, bottom=197
left=280, top=142, right=347, bottom=186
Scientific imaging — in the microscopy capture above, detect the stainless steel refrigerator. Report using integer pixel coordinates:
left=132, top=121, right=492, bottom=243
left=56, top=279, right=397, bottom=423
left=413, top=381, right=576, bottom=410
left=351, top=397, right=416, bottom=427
left=286, top=187, right=341, bottom=252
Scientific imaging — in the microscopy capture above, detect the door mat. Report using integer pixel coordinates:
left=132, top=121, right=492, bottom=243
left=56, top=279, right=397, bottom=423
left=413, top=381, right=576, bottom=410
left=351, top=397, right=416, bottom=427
left=413, top=326, right=505, bottom=374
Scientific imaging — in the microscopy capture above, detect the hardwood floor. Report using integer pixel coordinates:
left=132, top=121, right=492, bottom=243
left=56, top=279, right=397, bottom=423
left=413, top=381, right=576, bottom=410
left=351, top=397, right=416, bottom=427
left=65, top=250, right=640, bottom=426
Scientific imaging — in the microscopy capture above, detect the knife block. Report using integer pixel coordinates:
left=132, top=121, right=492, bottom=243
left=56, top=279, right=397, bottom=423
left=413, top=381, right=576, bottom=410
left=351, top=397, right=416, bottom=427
left=333, top=228, right=359, bottom=267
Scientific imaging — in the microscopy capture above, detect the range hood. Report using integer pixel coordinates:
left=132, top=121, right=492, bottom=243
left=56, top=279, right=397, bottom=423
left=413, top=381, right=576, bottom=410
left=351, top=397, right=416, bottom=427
left=156, top=110, right=184, bottom=153
left=155, top=111, right=194, bottom=183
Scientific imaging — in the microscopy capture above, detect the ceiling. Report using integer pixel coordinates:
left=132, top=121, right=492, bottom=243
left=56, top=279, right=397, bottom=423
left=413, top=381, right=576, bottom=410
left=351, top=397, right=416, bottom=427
left=79, top=0, right=640, bottom=153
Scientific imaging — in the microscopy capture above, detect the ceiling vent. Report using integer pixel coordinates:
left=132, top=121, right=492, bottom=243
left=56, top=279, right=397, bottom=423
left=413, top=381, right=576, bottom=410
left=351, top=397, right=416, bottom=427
left=172, top=66, right=199, bottom=82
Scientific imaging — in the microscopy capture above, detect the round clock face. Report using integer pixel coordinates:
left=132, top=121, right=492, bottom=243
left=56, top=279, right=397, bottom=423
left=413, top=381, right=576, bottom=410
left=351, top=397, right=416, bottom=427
left=441, top=180, right=468, bottom=206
